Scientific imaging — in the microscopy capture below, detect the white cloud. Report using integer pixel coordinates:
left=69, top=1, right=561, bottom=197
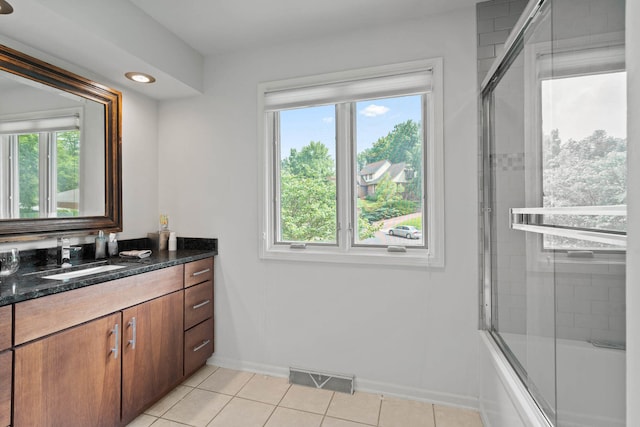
left=360, top=104, right=390, bottom=117
left=322, top=116, right=334, bottom=124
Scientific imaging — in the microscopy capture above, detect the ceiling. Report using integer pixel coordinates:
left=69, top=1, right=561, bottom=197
left=0, top=0, right=478, bottom=100
left=130, top=0, right=479, bottom=57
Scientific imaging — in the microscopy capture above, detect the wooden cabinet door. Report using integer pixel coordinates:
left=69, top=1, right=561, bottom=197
left=0, top=351, right=11, bottom=427
left=14, top=313, right=122, bottom=427
left=122, top=291, right=184, bottom=423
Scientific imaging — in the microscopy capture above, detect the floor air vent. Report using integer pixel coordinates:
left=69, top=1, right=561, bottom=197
left=289, top=367, right=354, bottom=394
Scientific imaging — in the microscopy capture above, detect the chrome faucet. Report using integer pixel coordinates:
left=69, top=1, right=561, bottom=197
left=57, top=237, right=72, bottom=268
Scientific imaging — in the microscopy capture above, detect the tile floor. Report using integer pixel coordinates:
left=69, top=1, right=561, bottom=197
left=127, top=365, right=484, bottom=427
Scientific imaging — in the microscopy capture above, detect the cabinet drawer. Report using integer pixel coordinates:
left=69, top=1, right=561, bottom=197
left=184, top=281, right=213, bottom=330
left=184, top=317, right=213, bottom=376
left=0, top=350, right=11, bottom=427
left=15, top=265, right=183, bottom=345
left=0, top=306, right=11, bottom=351
left=184, top=258, right=213, bottom=288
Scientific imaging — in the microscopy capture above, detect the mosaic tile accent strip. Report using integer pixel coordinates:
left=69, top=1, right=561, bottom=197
left=491, top=152, right=524, bottom=171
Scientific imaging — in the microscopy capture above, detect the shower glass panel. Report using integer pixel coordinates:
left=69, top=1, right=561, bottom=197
left=482, top=0, right=626, bottom=426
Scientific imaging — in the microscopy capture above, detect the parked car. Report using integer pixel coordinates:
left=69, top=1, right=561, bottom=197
left=388, top=225, right=422, bottom=239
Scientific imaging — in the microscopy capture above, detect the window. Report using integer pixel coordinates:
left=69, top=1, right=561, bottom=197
left=259, top=59, right=444, bottom=266
left=524, top=37, right=626, bottom=255
left=0, top=110, right=81, bottom=219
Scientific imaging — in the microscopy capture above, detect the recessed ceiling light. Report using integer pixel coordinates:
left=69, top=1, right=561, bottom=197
left=125, top=72, right=156, bottom=84
left=0, top=0, right=14, bottom=15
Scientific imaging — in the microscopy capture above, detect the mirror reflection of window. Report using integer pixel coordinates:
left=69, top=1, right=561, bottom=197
left=0, top=110, right=81, bottom=219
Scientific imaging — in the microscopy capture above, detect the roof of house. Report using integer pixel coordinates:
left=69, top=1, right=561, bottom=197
left=359, top=161, right=407, bottom=185
left=359, top=160, right=390, bottom=176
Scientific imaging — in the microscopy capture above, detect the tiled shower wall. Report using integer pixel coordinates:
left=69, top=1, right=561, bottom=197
left=477, top=0, right=627, bottom=345
left=476, top=0, right=528, bottom=85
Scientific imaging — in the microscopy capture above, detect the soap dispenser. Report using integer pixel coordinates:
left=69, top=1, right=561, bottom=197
left=95, top=230, right=107, bottom=259
left=108, top=233, right=119, bottom=257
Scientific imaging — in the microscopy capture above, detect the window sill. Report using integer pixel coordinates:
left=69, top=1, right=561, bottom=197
left=259, top=245, right=443, bottom=268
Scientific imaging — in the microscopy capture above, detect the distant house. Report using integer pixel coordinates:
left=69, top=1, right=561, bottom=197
left=358, top=160, right=408, bottom=198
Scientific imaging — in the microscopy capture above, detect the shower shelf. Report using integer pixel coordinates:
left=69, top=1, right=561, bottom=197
left=509, top=205, right=627, bottom=248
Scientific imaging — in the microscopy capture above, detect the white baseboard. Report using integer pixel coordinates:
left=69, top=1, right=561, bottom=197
left=207, top=355, right=478, bottom=411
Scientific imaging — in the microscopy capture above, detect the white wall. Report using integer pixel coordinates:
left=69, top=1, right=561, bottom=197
left=157, top=7, right=480, bottom=405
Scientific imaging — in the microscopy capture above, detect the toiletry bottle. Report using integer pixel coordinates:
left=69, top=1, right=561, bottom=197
left=108, top=233, right=119, bottom=257
left=95, top=230, right=107, bottom=259
left=168, top=232, right=177, bottom=251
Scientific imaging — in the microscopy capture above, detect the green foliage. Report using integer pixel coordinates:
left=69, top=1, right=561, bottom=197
left=280, top=141, right=337, bottom=242
left=358, top=120, right=421, bottom=168
left=282, top=141, right=334, bottom=179
left=280, top=171, right=337, bottom=242
left=16, top=131, right=80, bottom=218
left=543, top=129, right=626, bottom=248
left=544, top=129, right=626, bottom=208
left=358, top=189, right=418, bottom=223
left=56, top=131, right=80, bottom=194
left=18, top=134, right=40, bottom=217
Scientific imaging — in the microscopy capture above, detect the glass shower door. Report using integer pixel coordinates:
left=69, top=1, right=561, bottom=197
left=483, top=1, right=557, bottom=421
left=482, top=0, right=627, bottom=425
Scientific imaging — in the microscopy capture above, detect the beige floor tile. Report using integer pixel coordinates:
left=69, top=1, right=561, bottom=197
left=379, top=396, right=435, bottom=427
left=162, top=389, right=231, bottom=427
left=280, top=384, right=334, bottom=414
left=198, top=367, right=254, bottom=395
left=149, top=419, right=191, bottom=427
left=264, top=407, right=323, bottom=427
left=326, top=392, right=382, bottom=426
left=322, top=416, right=375, bottom=426
left=434, top=405, right=483, bottom=427
left=126, top=414, right=157, bottom=427
left=183, top=364, right=219, bottom=387
left=207, top=397, right=275, bottom=427
left=237, top=374, right=291, bottom=405
left=145, top=385, right=193, bottom=417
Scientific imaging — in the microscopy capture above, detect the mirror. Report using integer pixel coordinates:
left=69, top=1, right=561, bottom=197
left=0, top=44, right=122, bottom=241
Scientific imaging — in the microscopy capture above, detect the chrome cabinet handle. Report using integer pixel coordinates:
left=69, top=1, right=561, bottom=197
left=110, top=323, right=119, bottom=359
left=192, top=300, right=211, bottom=310
left=128, top=317, right=137, bottom=349
left=192, top=268, right=210, bottom=277
left=193, top=340, right=211, bottom=352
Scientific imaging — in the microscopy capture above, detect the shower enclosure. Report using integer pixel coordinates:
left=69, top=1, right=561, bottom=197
left=480, top=0, right=626, bottom=426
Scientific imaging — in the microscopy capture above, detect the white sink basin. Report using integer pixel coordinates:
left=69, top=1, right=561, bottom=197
left=42, top=264, right=126, bottom=280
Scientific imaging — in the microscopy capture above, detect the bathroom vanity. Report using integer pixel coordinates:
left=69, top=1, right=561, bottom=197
left=0, top=244, right=216, bottom=427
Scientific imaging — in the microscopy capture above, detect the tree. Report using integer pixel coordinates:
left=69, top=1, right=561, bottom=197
left=282, top=141, right=334, bottom=179
left=18, top=134, right=40, bottom=217
left=280, top=141, right=337, bottom=242
left=543, top=129, right=626, bottom=247
left=358, top=120, right=421, bottom=169
left=56, top=130, right=80, bottom=194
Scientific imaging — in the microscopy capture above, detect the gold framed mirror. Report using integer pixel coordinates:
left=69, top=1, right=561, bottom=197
left=0, top=44, right=122, bottom=241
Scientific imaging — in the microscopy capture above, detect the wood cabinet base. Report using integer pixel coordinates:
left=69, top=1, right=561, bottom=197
left=184, top=317, right=214, bottom=377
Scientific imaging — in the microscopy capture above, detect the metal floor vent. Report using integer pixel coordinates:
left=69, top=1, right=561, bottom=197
left=289, top=367, right=354, bottom=394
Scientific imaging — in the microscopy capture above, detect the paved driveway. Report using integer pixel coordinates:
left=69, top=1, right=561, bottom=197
left=359, top=212, right=423, bottom=245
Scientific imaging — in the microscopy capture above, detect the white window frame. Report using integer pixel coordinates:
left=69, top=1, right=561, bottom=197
left=258, top=59, right=444, bottom=267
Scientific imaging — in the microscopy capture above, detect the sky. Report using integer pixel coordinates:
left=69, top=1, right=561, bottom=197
left=541, top=71, right=626, bottom=141
left=279, top=95, right=422, bottom=161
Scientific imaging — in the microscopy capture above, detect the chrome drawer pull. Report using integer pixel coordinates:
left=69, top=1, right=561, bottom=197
left=193, top=340, right=211, bottom=352
left=110, top=323, right=119, bottom=359
left=191, top=268, right=210, bottom=277
left=128, top=317, right=137, bottom=349
left=192, top=299, right=211, bottom=310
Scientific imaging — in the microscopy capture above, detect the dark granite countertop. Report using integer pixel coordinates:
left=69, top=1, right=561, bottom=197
left=0, top=237, right=217, bottom=306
